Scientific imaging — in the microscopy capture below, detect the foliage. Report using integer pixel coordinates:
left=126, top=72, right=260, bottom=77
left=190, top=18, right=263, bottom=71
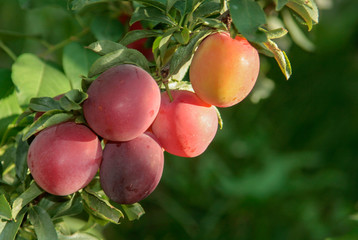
left=1, top=0, right=355, bottom=239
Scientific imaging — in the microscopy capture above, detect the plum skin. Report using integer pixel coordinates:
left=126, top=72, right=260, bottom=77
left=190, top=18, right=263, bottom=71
left=27, top=122, right=103, bottom=196
left=100, top=132, right=164, bottom=204
left=82, top=64, right=161, bottom=142
left=189, top=32, right=260, bottom=107
left=151, top=90, right=218, bottom=158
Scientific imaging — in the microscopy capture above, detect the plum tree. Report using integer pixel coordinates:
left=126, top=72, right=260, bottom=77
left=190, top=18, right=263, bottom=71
left=27, top=122, right=102, bottom=196
left=100, top=132, right=164, bottom=204
left=151, top=90, right=218, bottom=158
left=189, top=32, right=260, bottom=108
left=83, top=64, right=161, bottom=142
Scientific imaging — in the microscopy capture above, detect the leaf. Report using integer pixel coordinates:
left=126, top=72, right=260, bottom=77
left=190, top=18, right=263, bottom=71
left=286, top=0, right=319, bottom=31
left=63, top=42, right=99, bottom=90
left=87, top=40, right=126, bottom=56
left=173, top=27, right=191, bottom=45
left=81, top=189, right=124, bottom=224
left=59, top=89, right=88, bottom=111
left=135, top=0, right=167, bottom=11
left=0, top=194, right=12, bottom=220
left=214, top=107, right=224, bottom=130
left=12, top=53, right=71, bottom=107
left=130, top=6, right=176, bottom=26
left=29, top=97, right=62, bottom=112
left=274, top=0, right=289, bottom=10
left=166, top=80, right=194, bottom=91
left=169, top=29, right=211, bottom=77
left=0, top=208, right=26, bottom=240
left=121, top=203, right=145, bottom=221
left=15, top=134, right=29, bottom=182
left=197, top=17, right=228, bottom=30
left=167, top=0, right=179, bottom=13
left=229, top=0, right=267, bottom=43
left=0, top=144, right=16, bottom=175
left=263, top=40, right=292, bottom=80
left=282, top=9, right=315, bottom=51
left=81, top=77, right=95, bottom=93
left=71, top=0, right=104, bottom=12
left=29, top=206, right=58, bottom=240
left=193, top=1, right=221, bottom=18
left=264, top=27, right=288, bottom=39
left=0, top=69, right=22, bottom=138
left=120, top=30, right=162, bottom=46
left=91, top=15, right=124, bottom=42
left=88, top=48, right=150, bottom=77
left=22, top=110, right=73, bottom=140
left=57, top=232, right=99, bottom=240
left=12, top=182, right=44, bottom=220
left=52, top=194, right=83, bottom=219
left=159, top=27, right=178, bottom=62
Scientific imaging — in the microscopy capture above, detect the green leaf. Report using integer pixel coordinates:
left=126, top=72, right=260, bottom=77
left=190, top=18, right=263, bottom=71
left=91, top=15, right=124, bottom=42
left=63, top=42, right=99, bottom=90
left=229, top=0, right=267, bottom=43
left=263, top=27, right=288, bottom=39
left=88, top=48, right=150, bottom=77
left=165, top=80, right=193, bottom=91
left=167, top=0, right=179, bottom=13
left=263, top=40, right=292, bottom=80
left=12, top=182, right=44, bottom=220
left=135, top=0, right=167, bottom=11
left=197, top=17, right=228, bottom=30
left=274, top=0, right=289, bottom=10
left=0, top=208, right=26, bottom=240
left=130, top=6, right=176, bottom=26
left=81, top=189, right=124, bottom=224
left=12, top=53, right=71, bottom=107
left=0, top=145, right=16, bottom=175
left=0, top=69, right=22, bottom=139
left=0, top=194, right=12, bottom=220
left=215, top=107, right=224, bottom=130
left=52, top=194, right=83, bottom=219
left=15, top=134, right=29, bottom=182
left=286, top=0, right=319, bottom=31
left=193, top=1, right=221, bottom=18
left=173, top=27, right=191, bottom=45
left=282, top=9, right=315, bottom=51
left=57, top=232, right=99, bottom=240
left=71, top=0, right=105, bottom=12
left=87, top=40, right=126, bottom=56
left=169, top=29, right=211, bottom=77
left=120, top=30, right=162, bottom=46
left=81, top=77, right=95, bottom=93
left=121, top=203, right=145, bottom=221
left=29, top=206, right=58, bottom=240
left=171, top=1, right=186, bottom=16
left=22, top=110, right=73, bottom=140
left=159, top=27, right=178, bottom=62
left=29, top=97, right=62, bottom=112
left=59, top=89, right=88, bottom=111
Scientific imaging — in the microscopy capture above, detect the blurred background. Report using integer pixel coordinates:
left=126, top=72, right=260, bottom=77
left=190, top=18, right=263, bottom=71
left=0, top=0, right=357, bottom=239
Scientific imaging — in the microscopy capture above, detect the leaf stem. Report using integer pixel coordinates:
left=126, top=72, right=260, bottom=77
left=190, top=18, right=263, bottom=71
left=0, top=39, right=17, bottom=61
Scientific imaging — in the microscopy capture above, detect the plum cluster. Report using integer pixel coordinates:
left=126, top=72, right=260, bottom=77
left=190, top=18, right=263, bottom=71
left=27, top=32, right=259, bottom=204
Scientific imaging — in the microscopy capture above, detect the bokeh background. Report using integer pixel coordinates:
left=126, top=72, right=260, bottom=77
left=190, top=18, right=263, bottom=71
left=0, top=0, right=357, bottom=239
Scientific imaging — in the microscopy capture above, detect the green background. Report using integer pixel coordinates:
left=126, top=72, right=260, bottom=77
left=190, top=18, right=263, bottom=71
left=1, top=0, right=357, bottom=239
